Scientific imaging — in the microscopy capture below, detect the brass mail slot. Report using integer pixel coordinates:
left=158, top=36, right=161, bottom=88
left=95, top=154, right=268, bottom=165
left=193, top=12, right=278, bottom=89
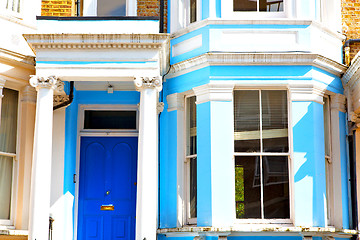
left=100, top=205, right=114, bottom=211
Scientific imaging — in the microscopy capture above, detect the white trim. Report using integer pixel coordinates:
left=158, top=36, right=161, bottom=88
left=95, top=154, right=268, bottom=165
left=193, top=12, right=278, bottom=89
left=193, top=83, right=235, bottom=104
left=74, top=104, right=140, bottom=240
left=289, top=82, right=326, bottom=105
left=168, top=53, right=347, bottom=79
left=167, top=93, right=185, bottom=112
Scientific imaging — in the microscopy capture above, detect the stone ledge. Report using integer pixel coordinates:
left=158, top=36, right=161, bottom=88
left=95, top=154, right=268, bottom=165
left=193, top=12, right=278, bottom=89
left=158, top=226, right=358, bottom=238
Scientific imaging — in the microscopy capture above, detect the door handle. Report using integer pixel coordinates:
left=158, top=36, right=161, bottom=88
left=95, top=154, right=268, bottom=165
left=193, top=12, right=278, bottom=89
left=100, top=204, right=114, bottom=211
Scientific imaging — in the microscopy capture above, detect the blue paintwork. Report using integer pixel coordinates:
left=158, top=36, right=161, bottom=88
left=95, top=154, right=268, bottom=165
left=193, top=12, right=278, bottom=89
left=228, top=237, right=303, bottom=240
left=78, top=137, right=137, bottom=240
left=292, top=101, right=326, bottom=227
left=340, top=112, right=350, bottom=228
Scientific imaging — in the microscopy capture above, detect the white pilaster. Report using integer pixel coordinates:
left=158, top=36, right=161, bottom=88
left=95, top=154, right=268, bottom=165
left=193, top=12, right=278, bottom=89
left=329, top=93, right=346, bottom=229
left=28, top=76, right=62, bottom=240
left=134, top=76, right=162, bottom=240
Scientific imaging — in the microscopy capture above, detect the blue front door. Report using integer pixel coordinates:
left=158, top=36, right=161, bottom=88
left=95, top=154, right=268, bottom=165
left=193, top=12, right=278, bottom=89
left=78, top=137, right=138, bottom=240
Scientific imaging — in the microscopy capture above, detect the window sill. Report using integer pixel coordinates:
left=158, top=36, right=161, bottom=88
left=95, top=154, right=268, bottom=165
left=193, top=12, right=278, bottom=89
left=157, top=226, right=358, bottom=237
left=0, top=227, right=28, bottom=237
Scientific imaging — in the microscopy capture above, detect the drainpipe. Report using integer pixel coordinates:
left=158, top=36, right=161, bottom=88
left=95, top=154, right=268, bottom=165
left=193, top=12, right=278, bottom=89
left=344, top=39, right=360, bottom=65
left=53, top=81, right=74, bottom=111
left=160, top=0, right=164, bottom=33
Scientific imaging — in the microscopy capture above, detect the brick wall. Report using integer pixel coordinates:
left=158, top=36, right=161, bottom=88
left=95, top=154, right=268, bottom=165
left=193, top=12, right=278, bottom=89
left=342, top=0, right=360, bottom=62
left=137, top=0, right=168, bottom=32
left=41, top=0, right=75, bottom=16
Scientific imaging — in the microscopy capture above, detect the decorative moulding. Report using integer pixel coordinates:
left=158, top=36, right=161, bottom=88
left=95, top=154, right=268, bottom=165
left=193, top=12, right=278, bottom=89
left=20, top=85, right=37, bottom=103
left=23, top=34, right=170, bottom=51
left=193, top=82, right=235, bottom=104
left=169, top=53, right=347, bottom=78
left=166, top=93, right=185, bottom=112
left=134, top=76, right=162, bottom=92
left=342, top=52, right=360, bottom=88
left=0, top=48, right=35, bottom=68
left=330, top=94, right=346, bottom=113
left=289, top=82, right=327, bottom=104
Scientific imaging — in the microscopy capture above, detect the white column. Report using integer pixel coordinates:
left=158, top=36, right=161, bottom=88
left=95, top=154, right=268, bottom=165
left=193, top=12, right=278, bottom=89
left=28, top=76, right=61, bottom=240
left=134, top=76, right=162, bottom=240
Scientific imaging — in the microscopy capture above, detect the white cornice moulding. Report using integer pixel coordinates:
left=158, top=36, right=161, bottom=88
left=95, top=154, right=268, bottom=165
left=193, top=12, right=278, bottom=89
left=23, top=33, right=170, bottom=51
left=289, top=82, right=326, bottom=104
left=330, top=94, right=346, bottom=113
left=0, top=48, right=35, bottom=68
left=193, top=83, right=235, bottom=104
left=168, top=53, right=347, bottom=78
left=166, top=93, right=185, bottom=112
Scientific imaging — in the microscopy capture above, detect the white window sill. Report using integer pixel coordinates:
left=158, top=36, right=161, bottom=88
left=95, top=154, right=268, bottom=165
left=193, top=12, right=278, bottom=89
left=157, top=226, right=358, bottom=237
left=0, top=226, right=28, bottom=237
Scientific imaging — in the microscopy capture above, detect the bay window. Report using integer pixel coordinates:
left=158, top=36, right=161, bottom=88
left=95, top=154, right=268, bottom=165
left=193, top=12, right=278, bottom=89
left=0, top=88, right=18, bottom=223
left=234, top=90, right=290, bottom=220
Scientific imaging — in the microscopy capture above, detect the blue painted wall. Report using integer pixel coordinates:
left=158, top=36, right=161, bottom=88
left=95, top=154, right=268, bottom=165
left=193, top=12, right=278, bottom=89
left=292, top=101, right=326, bottom=227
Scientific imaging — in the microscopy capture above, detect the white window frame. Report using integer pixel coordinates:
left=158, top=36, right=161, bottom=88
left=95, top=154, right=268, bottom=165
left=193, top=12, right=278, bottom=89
left=170, top=0, right=202, bottom=33
left=0, top=87, right=20, bottom=226
left=82, top=0, right=137, bottom=16
left=233, top=88, right=292, bottom=224
left=222, top=0, right=293, bottom=19
left=184, top=95, right=197, bottom=225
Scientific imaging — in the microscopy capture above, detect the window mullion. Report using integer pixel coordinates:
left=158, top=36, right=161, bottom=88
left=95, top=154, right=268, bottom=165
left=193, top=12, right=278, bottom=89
left=259, top=90, right=264, bottom=219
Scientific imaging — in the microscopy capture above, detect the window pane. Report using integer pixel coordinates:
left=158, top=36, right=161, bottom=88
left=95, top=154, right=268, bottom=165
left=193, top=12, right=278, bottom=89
left=234, top=90, right=260, bottom=152
left=234, top=0, right=257, bottom=11
left=323, top=97, right=331, bottom=157
left=187, top=97, right=197, bottom=156
left=0, top=156, right=13, bottom=219
left=84, top=110, right=136, bottom=130
left=261, top=90, right=288, bottom=153
left=263, top=156, right=289, bottom=218
left=190, top=0, right=197, bottom=23
left=0, top=88, right=18, bottom=153
left=97, top=0, right=126, bottom=16
left=259, top=0, right=284, bottom=12
left=235, top=156, right=261, bottom=218
left=189, top=157, right=197, bottom=218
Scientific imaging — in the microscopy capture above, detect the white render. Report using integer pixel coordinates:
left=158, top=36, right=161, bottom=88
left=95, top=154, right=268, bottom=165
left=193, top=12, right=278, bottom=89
left=134, top=76, right=162, bottom=240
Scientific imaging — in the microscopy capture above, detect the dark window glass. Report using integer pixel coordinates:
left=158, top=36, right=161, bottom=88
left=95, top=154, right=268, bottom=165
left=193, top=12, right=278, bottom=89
left=234, top=0, right=283, bottom=12
left=235, top=156, right=261, bottom=218
left=190, top=0, right=197, bottom=23
left=97, top=0, right=126, bottom=16
left=234, top=91, right=260, bottom=152
left=84, top=110, right=136, bottom=129
left=188, top=96, right=197, bottom=155
left=263, top=156, right=289, bottom=218
left=190, top=157, right=197, bottom=218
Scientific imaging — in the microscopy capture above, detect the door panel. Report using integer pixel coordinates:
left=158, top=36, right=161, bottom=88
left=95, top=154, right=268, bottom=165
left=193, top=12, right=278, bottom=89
left=78, top=137, right=137, bottom=240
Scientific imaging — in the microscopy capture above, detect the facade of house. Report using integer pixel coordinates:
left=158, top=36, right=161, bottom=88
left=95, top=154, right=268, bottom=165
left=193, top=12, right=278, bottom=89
left=0, top=0, right=359, bottom=240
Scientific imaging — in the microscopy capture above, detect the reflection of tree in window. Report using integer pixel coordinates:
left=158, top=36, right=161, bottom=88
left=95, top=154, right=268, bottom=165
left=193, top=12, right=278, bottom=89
left=234, top=90, right=289, bottom=219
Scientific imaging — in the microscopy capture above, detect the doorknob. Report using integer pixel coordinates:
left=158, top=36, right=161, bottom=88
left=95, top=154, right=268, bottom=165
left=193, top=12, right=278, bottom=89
left=106, top=190, right=110, bottom=195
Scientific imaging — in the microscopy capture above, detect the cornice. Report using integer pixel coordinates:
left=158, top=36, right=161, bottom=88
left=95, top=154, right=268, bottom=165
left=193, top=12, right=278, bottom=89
left=193, top=82, right=235, bottom=104
left=289, top=82, right=326, bottom=104
left=23, top=33, right=170, bottom=51
left=169, top=53, right=347, bottom=78
left=0, top=47, right=35, bottom=68
left=342, top=52, right=360, bottom=88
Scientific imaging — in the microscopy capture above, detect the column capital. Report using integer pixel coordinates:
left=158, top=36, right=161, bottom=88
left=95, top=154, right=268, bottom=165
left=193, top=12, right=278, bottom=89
left=29, top=75, right=64, bottom=92
left=193, top=83, right=234, bottom=104
left=166, top=93, right=185, bottom=112
left=350, top=112, right=360, bottom=123
left=330, top=93, right=346, bottom=112
left=21, top=85, right=37, bottom=103
left=134, top=76, right=162, bottom=92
